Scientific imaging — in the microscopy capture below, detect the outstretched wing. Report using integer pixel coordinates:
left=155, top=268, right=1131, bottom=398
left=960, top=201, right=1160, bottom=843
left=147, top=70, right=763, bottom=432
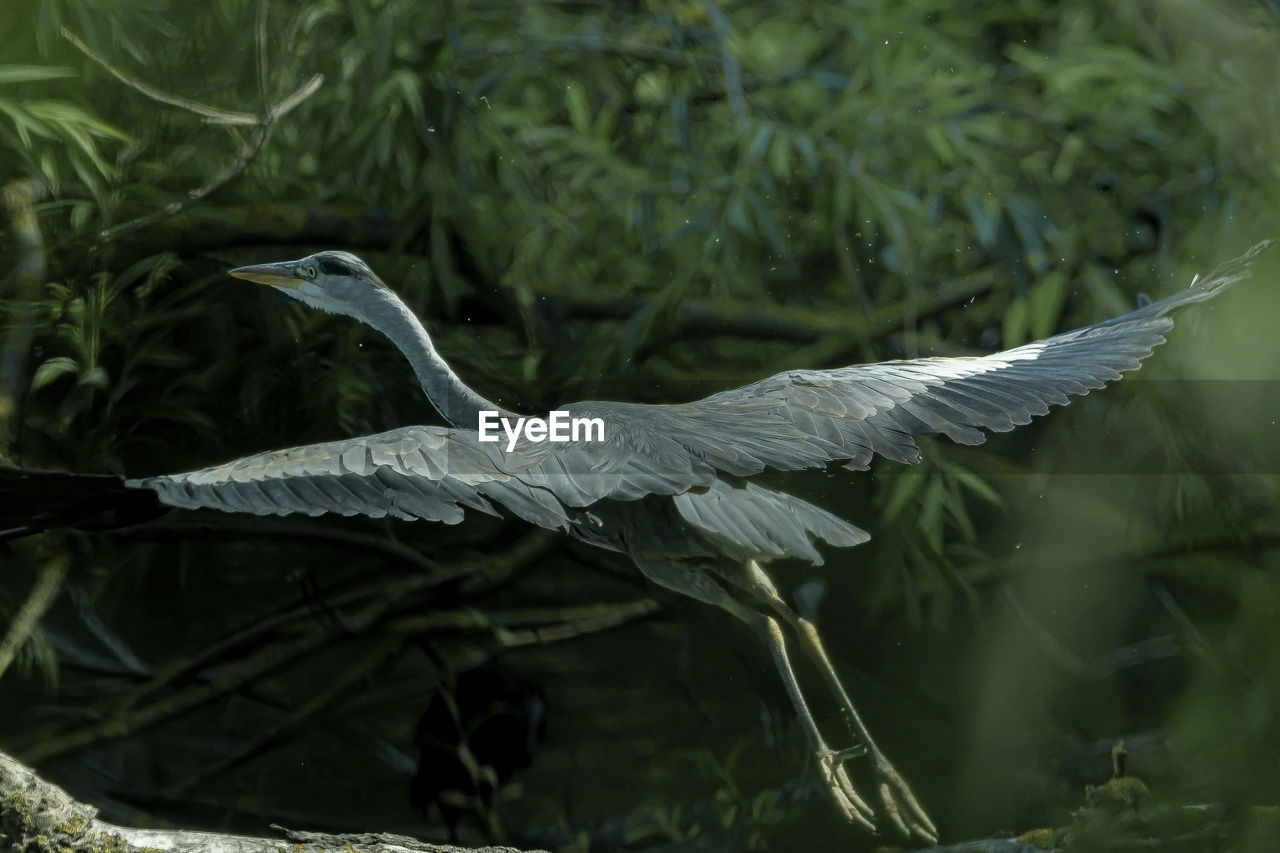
left=128, top=425, right=573, bottom=531
left=532, top=242, right=1269, bottom=501
left=127, top=426, right=869, bottom=565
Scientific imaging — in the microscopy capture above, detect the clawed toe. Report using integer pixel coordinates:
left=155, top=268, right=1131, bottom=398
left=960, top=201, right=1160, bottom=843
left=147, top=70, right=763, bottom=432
left=831, top=743, right=868, bottom=762
left=732, top=576, right=938, bottom=843
left=815, top=745, right=938, bottom=844
left=814, top=747, right=875, bottom=824
left=817, top=747, right=876, bottom=832
left=872, top=752, right=938, bottom=844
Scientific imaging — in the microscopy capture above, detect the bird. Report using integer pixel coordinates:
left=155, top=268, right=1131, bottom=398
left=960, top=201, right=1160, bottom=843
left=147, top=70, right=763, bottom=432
left=8, top=241, right=1271, bottom=843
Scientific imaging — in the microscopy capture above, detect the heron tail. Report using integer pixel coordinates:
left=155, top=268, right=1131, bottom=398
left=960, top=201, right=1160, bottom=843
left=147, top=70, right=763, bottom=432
left=0, top=468, right=162, bottom=540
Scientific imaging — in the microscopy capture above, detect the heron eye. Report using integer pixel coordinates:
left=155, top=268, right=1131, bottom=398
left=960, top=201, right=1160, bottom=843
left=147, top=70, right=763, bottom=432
left=303, top=265, right=317, bottom=279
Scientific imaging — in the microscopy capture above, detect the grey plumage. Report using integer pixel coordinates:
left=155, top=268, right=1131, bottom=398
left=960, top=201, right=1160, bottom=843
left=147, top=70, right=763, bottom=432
left=134, top=242, right=1264, bottom=562
left=122, top=240, right=1269, bottom=842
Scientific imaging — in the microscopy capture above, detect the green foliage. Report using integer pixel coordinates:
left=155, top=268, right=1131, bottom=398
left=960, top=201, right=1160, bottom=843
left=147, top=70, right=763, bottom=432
left=628, top=741, right=789, bottom=850
left=0, top=63, right=131, bottom=204
left=868, top=444, right=1003, bottom=627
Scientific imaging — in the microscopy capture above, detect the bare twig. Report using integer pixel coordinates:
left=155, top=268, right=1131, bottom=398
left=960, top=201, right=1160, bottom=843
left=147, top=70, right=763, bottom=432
left=167, top=636, right=402, bottom=795
left=61, top=26, right=323, bottom=243
left=14, top=532, right=557, bottom=763
left=61, top=28, right=261, bottom=126
left=256, top=1, right=271, bottom=110
left=389, top=598, right=661, bottom=647
left=265, top=73, right=325, bottom=122
left=0, top=542, right=68, bottom=681
left=458, top=35, right=694, bottom=67
left=103, top=526, right=556, bottom=714
left=567, top=267, right=996, bottom=367
left=97, top=74, right=322, bottom=243
left=154, top=596, right=658, bottom=793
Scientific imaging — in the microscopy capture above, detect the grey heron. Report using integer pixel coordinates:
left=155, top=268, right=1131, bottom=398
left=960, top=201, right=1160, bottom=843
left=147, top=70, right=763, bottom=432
left=94, top=242, right=1270, bottom=841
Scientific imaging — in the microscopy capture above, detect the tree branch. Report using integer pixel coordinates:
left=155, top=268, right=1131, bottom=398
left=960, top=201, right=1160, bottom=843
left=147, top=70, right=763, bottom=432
left=0, top=749, right=544, bottom=853
left=569, top=267, right=996, bottom=359
left=9, top=531, right=561, bottom=764
left=61, top=27, right=323, bottom=243
left=0, top=541, right=67, bottom=682
left=62, top=29, right=261, bottom=126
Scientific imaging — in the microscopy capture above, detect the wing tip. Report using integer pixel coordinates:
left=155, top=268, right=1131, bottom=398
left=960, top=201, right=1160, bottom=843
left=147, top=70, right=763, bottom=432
left=1168, top=239, right=1274, bottom=311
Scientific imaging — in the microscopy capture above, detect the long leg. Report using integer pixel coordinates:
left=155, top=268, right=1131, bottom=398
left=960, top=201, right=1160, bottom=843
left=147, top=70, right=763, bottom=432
left=735, top=559, right=938, bottom=843
left=633, top=557, right=878, bottom=832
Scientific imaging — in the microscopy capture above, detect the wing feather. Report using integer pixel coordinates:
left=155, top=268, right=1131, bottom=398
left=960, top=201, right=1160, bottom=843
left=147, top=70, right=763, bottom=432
left=535, top=244, right=1267, bottom=498
left=129, top=425, right=571, bottom=530
left=673, top=481, right=869, bottom=565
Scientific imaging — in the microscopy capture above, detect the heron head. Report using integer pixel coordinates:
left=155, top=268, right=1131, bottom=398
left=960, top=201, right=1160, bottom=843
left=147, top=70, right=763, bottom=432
left=228, top=250, right=392, bottom=319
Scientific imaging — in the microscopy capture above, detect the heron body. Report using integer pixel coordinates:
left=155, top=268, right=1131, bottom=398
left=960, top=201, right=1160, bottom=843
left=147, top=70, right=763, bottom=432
left=114, top=243, right=1269, bottom=842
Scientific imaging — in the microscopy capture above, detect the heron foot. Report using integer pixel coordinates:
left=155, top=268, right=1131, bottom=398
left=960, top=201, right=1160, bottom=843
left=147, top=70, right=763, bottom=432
left=870, top=749, right=938, bottom=844
left=817, top=746, right=876, bottom=833
left=817, top=744, right=937, bottom=844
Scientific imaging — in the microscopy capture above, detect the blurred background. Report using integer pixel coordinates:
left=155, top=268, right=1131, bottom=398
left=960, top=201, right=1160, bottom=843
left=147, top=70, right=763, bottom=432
left=2, top=1, right=1279, bottom=850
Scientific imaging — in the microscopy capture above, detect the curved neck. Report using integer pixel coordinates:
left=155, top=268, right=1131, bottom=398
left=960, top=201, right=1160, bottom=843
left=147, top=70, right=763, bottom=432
left=363, top=291, right=516, bottom=429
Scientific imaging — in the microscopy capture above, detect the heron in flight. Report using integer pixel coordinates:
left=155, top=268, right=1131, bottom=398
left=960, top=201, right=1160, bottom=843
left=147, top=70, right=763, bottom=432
left=69, top=243, right=1274, bottom=841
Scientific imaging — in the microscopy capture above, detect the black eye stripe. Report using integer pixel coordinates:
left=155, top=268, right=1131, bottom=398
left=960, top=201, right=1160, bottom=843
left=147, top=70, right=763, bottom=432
left=317, top=258, right=352, bottom=277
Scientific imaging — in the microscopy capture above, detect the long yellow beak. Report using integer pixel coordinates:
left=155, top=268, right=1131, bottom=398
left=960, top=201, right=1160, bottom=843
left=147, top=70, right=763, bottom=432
left=228, top=262, right=301, bottom=289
